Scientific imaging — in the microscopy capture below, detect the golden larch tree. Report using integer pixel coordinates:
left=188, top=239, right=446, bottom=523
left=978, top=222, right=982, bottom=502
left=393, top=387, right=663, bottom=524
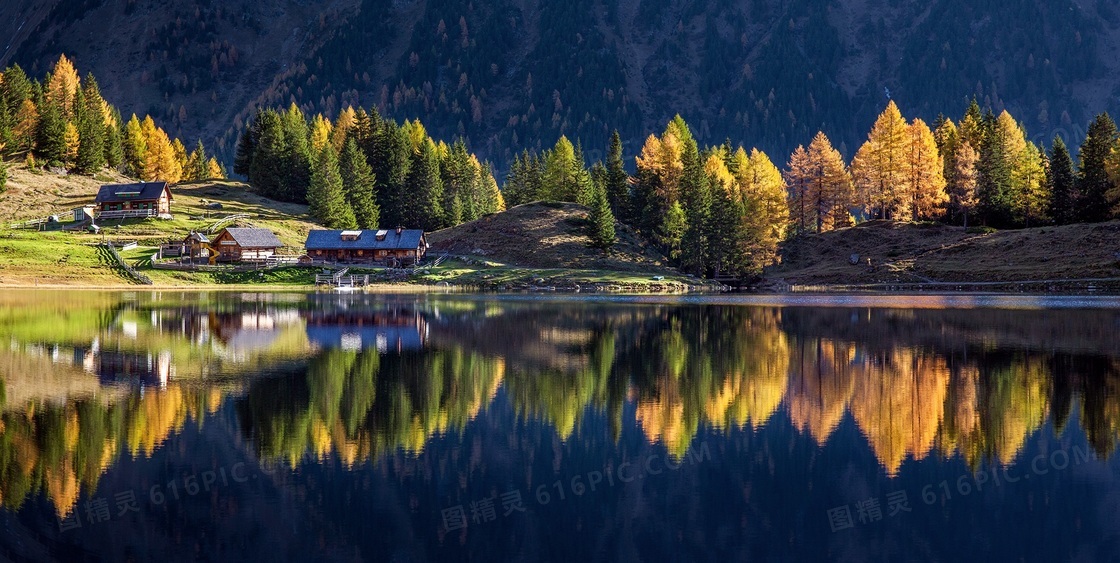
left=140, top=116, right=182, bottom=183
left=949, top=141, right=980, bottom=227
left=310, top=113, right=333, bottom=153
left=46, top=55, right=80, bottom=118
left=851, top=101, right=909, bottom=219
left=635, top=131, right=684, bottom=204
left=63, top=122, right=80, bottom=164
left=784, top=145, right=814, bottom=235
left=738, top=147, right=790, bottom=246
left=1011, top=141, right=1048, bottom=227
left=806, top=131, right=853, bottom=231
left=13, top=99, right=39, bottom=153
left=331, top=106, right=356, bottom=152
left=207, top=157, right=225, bottom=180
left=904, top=118, right=948, bottom=221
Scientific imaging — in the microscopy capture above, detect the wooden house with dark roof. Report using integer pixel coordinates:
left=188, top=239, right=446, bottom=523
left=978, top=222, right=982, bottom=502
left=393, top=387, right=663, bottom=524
left=94, top=182, right=173, bottom=219
left=211, top=228, right=284, bottom=262
left=304, top=227, right=428, bottom=265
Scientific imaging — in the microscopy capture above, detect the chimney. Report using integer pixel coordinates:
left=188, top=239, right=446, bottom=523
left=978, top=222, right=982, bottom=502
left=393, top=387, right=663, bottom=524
left=396, top=226, right=403, bottom=235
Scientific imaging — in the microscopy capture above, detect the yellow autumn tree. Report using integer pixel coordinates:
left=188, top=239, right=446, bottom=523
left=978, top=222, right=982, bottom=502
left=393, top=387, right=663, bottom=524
left=904, top=118, right=948, bottom=221
left=207, top=157, right=225, bottom=179
left=806, top=131, right=853, bottom=231
left=851, top=101, right=909, bottom=219
left=331, top=106, right=356, bottom=152
left=784, top=145, right=813, bottom=235
left=46, top=55, right=80, bottom=118
left=12, top=99, right=38, bottom=152
left=171, top=138, right=189, bottom=177
left=1011, top=141, right=1048, bottom=227
left=949, top=141, right=980, bottom=227
left=63, top=122, right=80, bottom=164
left=310, top=113, right=333, bottom=153
left=635, top=131, right=684, bottom=204
left=738, top=148, right=790, bottom=246
left=140, top=116, right=182, bottom=183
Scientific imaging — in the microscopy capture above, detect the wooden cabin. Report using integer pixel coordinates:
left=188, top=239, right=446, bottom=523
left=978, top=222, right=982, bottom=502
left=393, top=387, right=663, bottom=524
left=182, top=231, right=211, bottom=260
left=304, top=228, right=428, bottom=266
left=95, top=182, right=173, bottom=219
left=211, top=228, right=284, bottom=263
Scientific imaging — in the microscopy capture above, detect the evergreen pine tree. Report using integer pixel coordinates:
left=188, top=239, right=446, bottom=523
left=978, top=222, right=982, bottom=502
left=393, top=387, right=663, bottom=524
left=605, top=131, right=630, bottom=221
left=502, top=151, right=536, bottom=207
left=678, top=137, right=709, bottom=275
left=279, top=103, right=311, bottom=202
left=402, top=140, right=443, bottom=230
left=976, top=110, right=1015, bottom=227
left=36, top=98, right=67, bottom=166
left=73, top=75, right=107, bottom=172
left=587, top=179, right=616, bottom=249
left=1076, top=112, right=1117, bottom=223
left=233, top=118, right=258, bottom=177
left=340, top=138, right=380, bottom=228
left=122, top=114, right=147, bottom=178
left=249, top=110, right=287, bottom=199
left=308, top=146, right=356, bottom=229
left=371, top=120, right=411, bottom=226
left=1047, top=137, right=1077, bottom=225
left=104, top=109, right=123, bottom=170
left=187, top=140, right=209, bottom=181
left=74, top=100, right=105, bottom=173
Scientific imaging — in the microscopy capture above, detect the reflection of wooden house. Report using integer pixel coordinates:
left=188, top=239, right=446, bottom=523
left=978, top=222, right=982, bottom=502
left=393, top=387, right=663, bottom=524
left=91, top=351, right=173, bottom=387
left=95, top=182, right=173, bottom=219
left=303, top=309, right=428, bottom=352
left=211, top=228, right=284, bottom=262
left=304, top=228, right=428, bottom=265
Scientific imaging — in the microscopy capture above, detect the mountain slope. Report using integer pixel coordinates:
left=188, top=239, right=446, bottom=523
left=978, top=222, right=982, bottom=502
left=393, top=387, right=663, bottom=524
left=427, top=201, right=673, bottom=272
left=4, top=0, right=1120, bottom=170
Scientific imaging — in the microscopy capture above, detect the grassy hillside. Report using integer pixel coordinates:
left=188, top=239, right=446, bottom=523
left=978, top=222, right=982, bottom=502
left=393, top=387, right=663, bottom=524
left=422, top=202, right=708, bottom=291
left=428, top=201, right=672, bottom=272
left=0, top=164, right=321, bottom=286
left=766, top=220, right=1120, bottom=287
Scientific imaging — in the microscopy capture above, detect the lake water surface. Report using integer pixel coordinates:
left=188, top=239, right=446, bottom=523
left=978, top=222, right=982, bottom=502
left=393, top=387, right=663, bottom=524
left=1, top=291, right=1119, bottom=562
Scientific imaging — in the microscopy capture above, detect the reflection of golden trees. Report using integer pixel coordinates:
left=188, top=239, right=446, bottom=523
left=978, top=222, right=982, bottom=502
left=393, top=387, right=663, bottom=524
left=0, top=385, right=226, bottom=518
left=787, top=339, right=855, bottom=444
left=631, top=308, right=790, bottom=458
left=849, top=349, right=951, bottom=475
left=239, top=348, right=504, bottom=466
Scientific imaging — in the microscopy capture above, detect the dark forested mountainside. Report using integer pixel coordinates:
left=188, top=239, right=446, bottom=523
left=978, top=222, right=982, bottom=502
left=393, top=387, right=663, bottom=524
left=3, top=0, right=1119, bottom=171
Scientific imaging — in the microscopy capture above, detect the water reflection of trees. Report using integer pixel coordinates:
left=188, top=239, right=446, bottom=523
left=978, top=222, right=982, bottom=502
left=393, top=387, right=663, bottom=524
left=232, top=302, right=1120, bottom=473
left=0, top=385, right=227, bottom=518
left=237, top=348, right=503, bottom=466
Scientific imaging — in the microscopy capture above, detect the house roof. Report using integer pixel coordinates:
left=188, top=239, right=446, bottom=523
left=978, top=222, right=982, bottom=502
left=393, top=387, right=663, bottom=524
left=95, top=182, right=171, bottom=203
left=305, top=229, right=425, bottom=251
left=220, top=228, right=284, bottom=249
left=184, top=232, right=210, bottom=243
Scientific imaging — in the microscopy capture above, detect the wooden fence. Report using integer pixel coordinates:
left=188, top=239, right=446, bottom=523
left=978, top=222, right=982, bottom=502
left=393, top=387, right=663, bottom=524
left=104, top=242, right=152, bottom=285
left=207, top=214, right=251, bottom=234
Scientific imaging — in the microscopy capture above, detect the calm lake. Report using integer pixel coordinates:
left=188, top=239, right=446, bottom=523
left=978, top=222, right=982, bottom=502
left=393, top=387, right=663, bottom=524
left=1, top=291, right=1120, bottom=562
